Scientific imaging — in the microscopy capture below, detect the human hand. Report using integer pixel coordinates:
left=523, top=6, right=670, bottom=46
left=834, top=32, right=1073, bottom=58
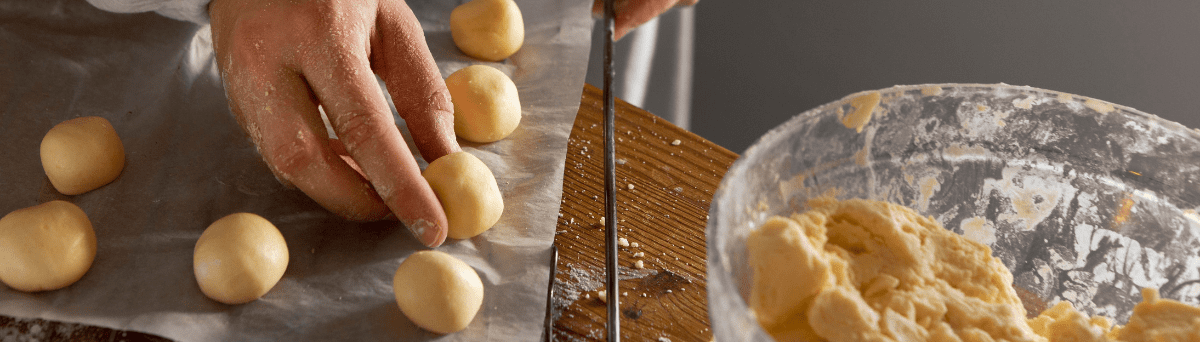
left=209, top=0, right=457, bottom=247
left=592, top=0, right=698, bottom=40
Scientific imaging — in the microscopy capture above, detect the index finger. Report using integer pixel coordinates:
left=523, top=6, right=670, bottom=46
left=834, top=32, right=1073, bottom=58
left=302, top=48, right=448, bottom=248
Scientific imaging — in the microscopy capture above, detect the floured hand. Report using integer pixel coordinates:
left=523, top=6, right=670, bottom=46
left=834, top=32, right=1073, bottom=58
left=209, top=0, right=458, bottom=247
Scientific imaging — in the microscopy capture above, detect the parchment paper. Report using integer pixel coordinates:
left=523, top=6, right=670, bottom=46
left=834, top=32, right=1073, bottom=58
left=0, top=0, right=593, bottom=340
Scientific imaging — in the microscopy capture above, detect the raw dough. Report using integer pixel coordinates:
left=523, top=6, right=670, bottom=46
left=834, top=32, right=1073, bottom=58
left=748, top=198, right=1035, bottom=341
left=392, top=250, right=484, bottom=334
left=446, top=65, right=522, bottom=143
left=1110, top=288, right=1200, bottom=341
left=450, top=0, right=524, bottom=61
left=748, top=197, right=1200, bottom=342
left=842, top=91, right=880, bottom=133
left=40, top=116, right=125, bottom=195
left=423, top=151, right=503, bottom=240
left=0, top=201, right=96, bottom=292
left=193, top=213, right=288, bottom=305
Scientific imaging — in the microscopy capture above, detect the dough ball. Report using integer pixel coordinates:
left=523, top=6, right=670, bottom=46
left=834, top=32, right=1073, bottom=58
left=193, top=213, right=289, bottom=305
left=446, top=65, right=522, bottom=143
left=40, top=116, right=125, bottom=195
left=450, top=0, right=524, bottom=61
left=0, top=201, right=96, bottom=292
left=393, top=250, right=484, bottom=334
left=422, top=152, right=503, bottom=240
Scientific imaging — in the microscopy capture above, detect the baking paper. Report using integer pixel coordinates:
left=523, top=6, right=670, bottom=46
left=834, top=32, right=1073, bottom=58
left=0, top=0, right=593, bottom=340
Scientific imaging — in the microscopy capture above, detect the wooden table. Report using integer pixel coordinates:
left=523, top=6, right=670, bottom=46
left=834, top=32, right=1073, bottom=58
left=550, top=84, right=738, bottom=341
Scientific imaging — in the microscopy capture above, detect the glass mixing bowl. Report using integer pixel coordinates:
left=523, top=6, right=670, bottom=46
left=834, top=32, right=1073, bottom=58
left=706, top=84, right=1200, bottom=341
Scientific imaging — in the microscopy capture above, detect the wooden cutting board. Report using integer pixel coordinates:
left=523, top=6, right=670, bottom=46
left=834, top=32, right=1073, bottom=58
left=551, top=84, right=739, bottom=341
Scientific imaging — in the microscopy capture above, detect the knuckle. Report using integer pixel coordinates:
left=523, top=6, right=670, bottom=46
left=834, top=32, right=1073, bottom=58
left=263, top=132, right=322, bottom=180
left=429, top=87, right=454, bottom=115
left=332, top=110, right=392, bottom=154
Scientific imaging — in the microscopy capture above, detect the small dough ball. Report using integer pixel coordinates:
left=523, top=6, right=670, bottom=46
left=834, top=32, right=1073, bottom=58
left=193, top=213, right=289, bottom=305
left=423, top=152, right=503, bottom=240
left=0, top=201, right=96, bottom=292
left=393, top=251, right=484, bottom=334
left=446, top=65, right=522, bottom=143
left=40, top=116, right=125, bottom=195
left=450, top=0, right=524, bottom=61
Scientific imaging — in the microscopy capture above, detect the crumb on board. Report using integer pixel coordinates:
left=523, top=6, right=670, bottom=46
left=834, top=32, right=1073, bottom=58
left=635, top=260, right=645, bottom=269
left=634, top=252, right=644, bottom=258
left=619, top=237, right=629, bottom=247
left=627, top=183, right=635, bottom=190
left=631, top=242, right=639, bottom=248
left=671, top=139, right=681, bottom=146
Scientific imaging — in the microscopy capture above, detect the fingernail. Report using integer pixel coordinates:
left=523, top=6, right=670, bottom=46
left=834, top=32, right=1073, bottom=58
left=403, top=219, right=446, bottom=247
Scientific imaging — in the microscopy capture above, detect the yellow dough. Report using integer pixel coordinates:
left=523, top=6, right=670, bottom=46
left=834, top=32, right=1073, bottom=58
left=446, top=65, right=522, bottom=143
left=1109, top=288, right=1200, bottom=341
left=193, top=213, right=289, bottom=305
left=748, top=198, right=1037, bottom=341
left=842, top=91, right=880, bottom=133
left=0, top=201, right=96, bottom=292
left=450, top=0, right=524, bottom=61
left=393, top=250, right=485, bottom=334
left=423, top=152, right=503, bottom=240
left=40, top=116, right=125, bottom=195
left=748, top=197, right=1200, bottom=342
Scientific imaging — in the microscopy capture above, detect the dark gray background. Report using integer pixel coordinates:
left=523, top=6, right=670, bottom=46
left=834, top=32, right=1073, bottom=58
left=591, top=1, right=1200, bottom=154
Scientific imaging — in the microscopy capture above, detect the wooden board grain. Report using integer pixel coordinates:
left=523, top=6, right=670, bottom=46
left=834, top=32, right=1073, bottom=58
left=551, top=84, right=739, bottom=341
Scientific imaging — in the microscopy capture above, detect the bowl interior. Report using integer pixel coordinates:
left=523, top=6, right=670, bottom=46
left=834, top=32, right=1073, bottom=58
left=707, top=84, right=1200, bottom=341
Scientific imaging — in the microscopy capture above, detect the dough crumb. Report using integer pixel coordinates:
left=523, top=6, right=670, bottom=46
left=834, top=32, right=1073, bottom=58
left=920, top=86, right=943, bottom=96
left=842, top=91, right=880, bottom=133
left=1084, top=98, right=1115, bottom=114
